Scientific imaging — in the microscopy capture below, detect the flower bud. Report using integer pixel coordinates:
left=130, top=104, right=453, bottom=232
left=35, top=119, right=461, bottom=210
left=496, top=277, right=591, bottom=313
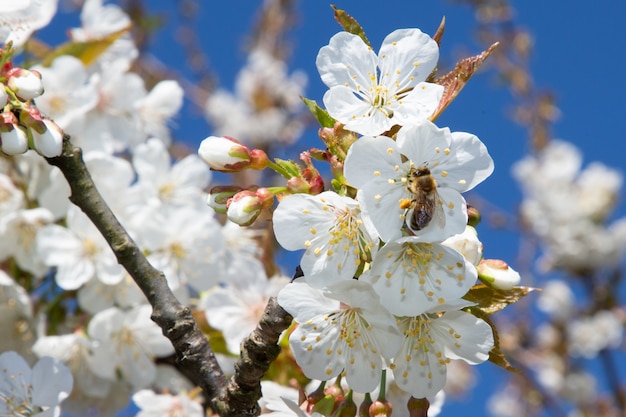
left=369, top=399, right=392, bottom=417
left=0, top=123, right=28, bottom=155
left=477, top=259, right=521, bottom=290
left=407, top=397, right=429, bottom=417
left=7, top=68, right=44, bottom=100
left=31, top=119, right=63, bottom=157
left=207, top=185, right=242, bottom=214
left=198, top=135, right=268, bottom=172
left=226, top=190, right=262, bottom=226
left=466, top=205, right=481, bottom=227
left=0, top=83, right=8, bottom=106
left=333, top=391, right=357, bottom=417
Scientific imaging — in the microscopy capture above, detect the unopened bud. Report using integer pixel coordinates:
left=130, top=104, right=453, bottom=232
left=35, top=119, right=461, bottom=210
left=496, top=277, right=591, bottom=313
left=0, top=123, right=28, bottom=155
left=333, top=391, right=357, bottom=417
left=7, top=68, right=44, bottom=100
left=358, top=393, right=373, bottom=417
left=467, top=205, right=481, bottom=227
left=198, top=135, right=268, bottom=172
left=477, top=259, right=521, bottom=290
left=0, top=83, right=8, bottom=106
left=31, top=119, right=63, bottom=158
left=369, top=399, right=392, bottom=417
left=226, top=190, right=262, bottom=226
left=207, top=185, right=242, bottom=214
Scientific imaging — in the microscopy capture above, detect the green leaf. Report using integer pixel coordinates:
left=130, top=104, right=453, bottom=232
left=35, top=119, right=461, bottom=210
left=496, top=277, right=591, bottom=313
left=41, top=26, right=131, bottom=67
left=301, top=96, right=336, bottom=128
left=331, top=5, right=371, bottom=48
left=463, top=284, right=539, bottom=315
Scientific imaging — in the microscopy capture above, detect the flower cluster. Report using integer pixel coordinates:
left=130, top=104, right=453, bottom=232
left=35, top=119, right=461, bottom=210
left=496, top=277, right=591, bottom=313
left=271, top=28, right=498, bottom=401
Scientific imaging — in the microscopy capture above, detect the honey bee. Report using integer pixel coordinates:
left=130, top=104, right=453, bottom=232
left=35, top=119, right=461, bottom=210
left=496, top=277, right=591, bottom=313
left=400, top=166, right=444, bottom=231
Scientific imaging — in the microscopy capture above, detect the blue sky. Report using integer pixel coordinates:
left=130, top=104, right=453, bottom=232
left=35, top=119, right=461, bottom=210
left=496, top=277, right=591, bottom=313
left=41, top=1, right=626, bottom=416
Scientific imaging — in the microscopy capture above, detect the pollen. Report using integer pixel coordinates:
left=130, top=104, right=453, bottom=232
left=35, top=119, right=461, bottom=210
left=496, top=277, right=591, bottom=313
left=387, top=148, right=394, bottom=154
left=302, top=209, right=309, bottom=214
left=435, top=147, right=440, bottom=153
left=304, top=240, right=311, bottom=248
left=385, top=272, right=392, bottom=279
left=444, top=148, right=451, bottom=155
left=326, top=348, right=333, bottom=355
left=374, top=194, right=382, bottom=201
left=310, top=228, right=317, bottom=235
left=300, top=335, right=306, bottom=341
left=413, top=61, right=419, bottom=67
left=459, top=179, right=467, bottom=185
left=392, top=41, right=397, bottom=46
left=457, top=274, right=464, bottom=281
left=374, top=170, right=381, bottom=176
left=448, top=202, right=455, bottom=209
left=441, top=170, right=448, bottom=177
left=326, top=369, right=333, bottom=375
left=327, top=249, right=333, bottom=256
left=421, top=85, right=426, bottom=90
left=314, top=248, right=322, bottom=255
left=438, top=297, right=445, bottom=304
left=400, top=288, right=406, bottom=294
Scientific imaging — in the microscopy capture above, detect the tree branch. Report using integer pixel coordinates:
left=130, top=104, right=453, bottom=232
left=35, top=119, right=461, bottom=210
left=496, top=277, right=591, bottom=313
left=45, top=136, right=294, bottom=416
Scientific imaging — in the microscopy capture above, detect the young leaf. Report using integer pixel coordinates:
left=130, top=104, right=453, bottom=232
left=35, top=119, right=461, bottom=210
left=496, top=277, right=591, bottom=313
left=41, top=26, right=131, bottom=67
left=463, top=284, right=539, bottom=315
left=301, top=96, right=336, bottom=128
left=429, top=42, right=499, bottom=121
left=331, top=5, right=371, bottom=48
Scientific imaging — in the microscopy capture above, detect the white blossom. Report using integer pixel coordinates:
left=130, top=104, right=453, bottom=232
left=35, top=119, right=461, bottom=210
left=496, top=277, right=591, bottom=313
left=273, top=191, right=378, bottom=287
left=317, top=29, right=443, bottom=136
left=132, top=390, right=204, bottom=417
left=344, top=121, right=493, bottom=242
left=0, top=0, right=57, bottom=47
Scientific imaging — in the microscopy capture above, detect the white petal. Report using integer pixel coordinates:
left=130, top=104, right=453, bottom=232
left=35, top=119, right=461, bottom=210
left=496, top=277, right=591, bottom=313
left=316, top=31, right=376, bottom=89
left=377, top=29, right=439, bottom=89
left=434, top=310, right=494, bottom=364
left=363, top=240, right=476, bottom=316
left=277, top=281, right=339, bottom=323
left=31, top=356, right=73, bottom=406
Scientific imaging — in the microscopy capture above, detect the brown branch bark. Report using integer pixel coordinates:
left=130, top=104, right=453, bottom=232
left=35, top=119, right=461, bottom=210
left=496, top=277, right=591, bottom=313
left=46, top=136, right=293, bottom=415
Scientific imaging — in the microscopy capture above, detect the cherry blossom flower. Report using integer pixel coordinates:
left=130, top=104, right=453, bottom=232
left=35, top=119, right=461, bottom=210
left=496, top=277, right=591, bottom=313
left=0, top=271, right=34, bottom=355
left=0, top=0, right=57, bottom=47
left=344, top=121, right=494, bottom=242
left=361, top=237, right=477, bottom=316
left=0, top=350, right=73, bottom=417
left=132, top=390, right=204, bottom=417
left=316, top=29, right=443, bottom=136
left=205, top=48, right=307, bottom=146
left=36, top=206, right=125, bottom=290
left=0, top=207, right=54, bottom=276
left=391, top=302, right=493, bottom=398
left=273, top=191, right=379, bottom=287
left=86, top=305, right=175, bottom=390
left=277, top=280, right=403, bottom=393
left=202, top=260, right=289, bottom=354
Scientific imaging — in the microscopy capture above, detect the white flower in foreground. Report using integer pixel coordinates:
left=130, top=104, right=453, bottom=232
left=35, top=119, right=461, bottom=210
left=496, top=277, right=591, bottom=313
left=0, top=0, right=57, bottom=47
left=133, top=389, right=204, bottom=417
left=31, top=119, right=63, bottom=158
left=201, top=261, right=289, bottom=355
left=391, top=302, right=493, bottom=398
left=0, top=350, right=73, bottom=417
left=273, top=191, right=378, bottom=287
left=87, top=305, right=175, bottom=389
left=36, top=206, right=124, bottom=290
left=277, top=280, right=403, bottom=393
left=344, top=121, right=494, bottom=242
left=317, top=29, right=443, bottom=136
left=362, top=237, right=477, bottom=316
left=6, top=68, right=44, bottom=101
